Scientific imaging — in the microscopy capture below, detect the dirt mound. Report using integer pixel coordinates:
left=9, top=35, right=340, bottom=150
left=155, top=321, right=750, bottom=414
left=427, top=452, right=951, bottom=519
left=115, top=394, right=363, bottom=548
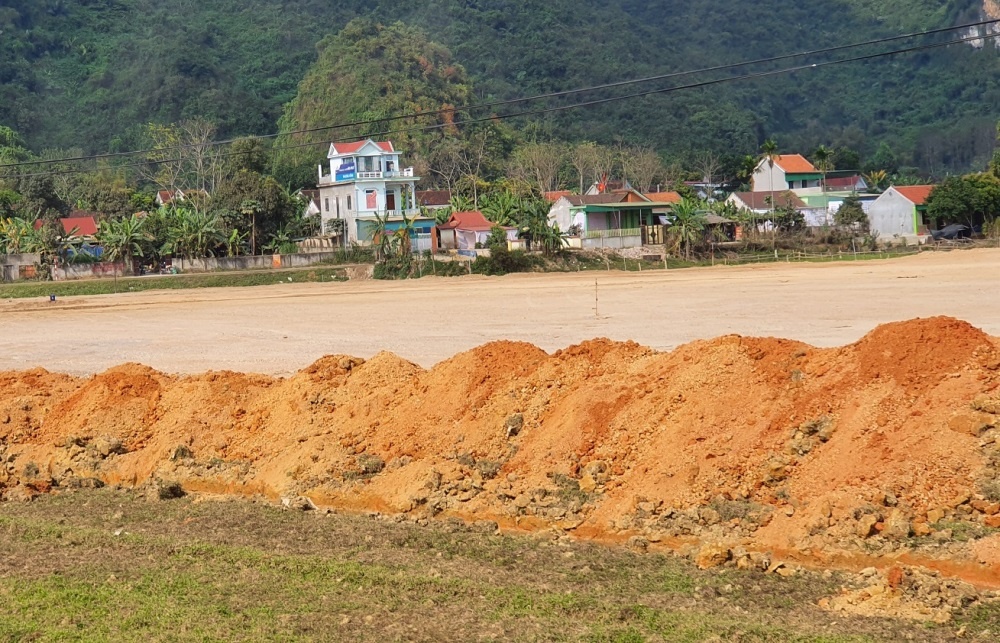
left=3, top=317, right=1000, bottom=588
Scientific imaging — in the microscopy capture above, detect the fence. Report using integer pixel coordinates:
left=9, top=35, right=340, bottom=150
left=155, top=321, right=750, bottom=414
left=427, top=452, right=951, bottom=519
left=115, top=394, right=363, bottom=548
left=581, top=227, right=643, bottom=250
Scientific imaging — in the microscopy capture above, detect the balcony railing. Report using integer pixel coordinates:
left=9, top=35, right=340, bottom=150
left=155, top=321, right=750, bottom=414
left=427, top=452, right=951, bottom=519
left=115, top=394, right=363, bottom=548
left=583, top=227, right=641, bottom=239
left=356, top=167, right=415, bottom=179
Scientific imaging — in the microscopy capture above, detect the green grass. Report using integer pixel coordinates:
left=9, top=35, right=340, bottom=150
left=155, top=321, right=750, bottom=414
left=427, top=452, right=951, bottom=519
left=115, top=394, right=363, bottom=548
left=0, top=267, right=351, bottom=300
left=0, top=489, right=977, bottom=642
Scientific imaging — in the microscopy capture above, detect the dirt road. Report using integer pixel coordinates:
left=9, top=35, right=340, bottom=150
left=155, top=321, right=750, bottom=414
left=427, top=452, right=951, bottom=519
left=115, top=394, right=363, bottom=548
left=2, top=248, right=998, bottom=375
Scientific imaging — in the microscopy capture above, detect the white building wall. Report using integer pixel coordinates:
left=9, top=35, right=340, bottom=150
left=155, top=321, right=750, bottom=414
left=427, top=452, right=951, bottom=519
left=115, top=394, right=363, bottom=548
left=867, top=189, right=916, bottom=238
left=751, top=162, right=788, bottom=192
left=548, top=198, right=574, bottom=232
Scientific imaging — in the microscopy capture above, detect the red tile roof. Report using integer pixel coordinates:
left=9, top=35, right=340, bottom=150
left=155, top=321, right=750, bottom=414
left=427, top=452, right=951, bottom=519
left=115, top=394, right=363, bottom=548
left=823, top=175, right=865, bottom=190
left=416, top=190, right=452, bottom=207
left=893, top=185, right=935, bottom=205
left=773, top=154, right=818, bottom=174
left=730, top=191, right=808, bottom=210
left=330, top=140, right=394, bottom=155
left=60, top=216, right=99, bottom=236
left=543, top=190, right=573, bottom=203
left=436, top=211, right=499, bottom=232
left=642, top=191, right=682, bottom=204
left=157, top=190, right=175, bottom=204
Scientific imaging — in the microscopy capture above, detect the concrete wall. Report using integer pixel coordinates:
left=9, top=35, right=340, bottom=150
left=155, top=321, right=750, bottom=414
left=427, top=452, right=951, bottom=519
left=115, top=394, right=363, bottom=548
left=174, top=252, right=349, bottom=273
left=1, top=253, right=41, bottom=282
left=582, top=234, right=642, bottom=250
left=868, top=188, right=916, bottom=238
left=52, top=262, right=125, bottom=281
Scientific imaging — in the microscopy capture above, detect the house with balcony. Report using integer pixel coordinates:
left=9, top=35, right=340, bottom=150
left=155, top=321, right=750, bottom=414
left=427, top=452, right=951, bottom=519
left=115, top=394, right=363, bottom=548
left=317, top=139, right=433, bottom=245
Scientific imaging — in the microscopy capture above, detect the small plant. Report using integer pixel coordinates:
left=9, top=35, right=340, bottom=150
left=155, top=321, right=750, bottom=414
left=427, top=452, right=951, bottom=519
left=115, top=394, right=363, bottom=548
left=475, top=460, right=502, bottom=480
left=357, top=454, right=385, bottom=476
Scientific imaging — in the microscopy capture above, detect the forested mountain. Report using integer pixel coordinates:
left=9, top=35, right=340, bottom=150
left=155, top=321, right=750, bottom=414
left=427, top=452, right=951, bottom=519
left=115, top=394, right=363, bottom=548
left=1, top=0, right=999, bottom=173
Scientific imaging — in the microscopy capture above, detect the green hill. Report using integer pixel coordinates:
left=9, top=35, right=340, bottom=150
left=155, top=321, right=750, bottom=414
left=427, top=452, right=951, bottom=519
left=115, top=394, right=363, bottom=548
left=1, top=0, right=998, bottom=173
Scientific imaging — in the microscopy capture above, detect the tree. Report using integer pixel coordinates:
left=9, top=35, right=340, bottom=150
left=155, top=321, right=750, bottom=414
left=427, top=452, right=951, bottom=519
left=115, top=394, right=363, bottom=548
left=480, top=190, right=520, bottom=227
left=926, top=173, right=1000, bottom=229
left=759, top=139, right=779, bottom=248
left=276, top=18, right=472, bottom=172
left=812, top=145, right=833, bottom=193
left=666, top=198, right=706, bottom=260
left=692, top=152, right=722, bottom=192
left=0, top=216, right=43, bottom=254
left=164, top=208, right=225, bottom=258
left=211, top=170, right=296, bottom=253
left=97, top=216, right=151, bottom=274
left=511, top=142, right=563, bottom=194
left=570, top=142, right=599, bottom=194
left=834, top=196, right=868, bottom=231
left=629, top=147, right=664, bottom=193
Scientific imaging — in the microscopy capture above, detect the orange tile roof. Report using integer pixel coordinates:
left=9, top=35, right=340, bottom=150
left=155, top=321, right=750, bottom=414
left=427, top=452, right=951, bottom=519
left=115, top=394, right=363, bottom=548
left=773, top=154, right=818, bottom=174
left=331, top=140, right=394, bottom=155
left=543, top=190, right=573, bottom=203
left=642, top=191, right=682, bottom=204
left=893, top=185, right=935, bottom=205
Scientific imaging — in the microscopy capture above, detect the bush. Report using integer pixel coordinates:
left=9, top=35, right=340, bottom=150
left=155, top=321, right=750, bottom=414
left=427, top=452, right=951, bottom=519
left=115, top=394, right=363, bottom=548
left=472, top=248, right=540, bottom=276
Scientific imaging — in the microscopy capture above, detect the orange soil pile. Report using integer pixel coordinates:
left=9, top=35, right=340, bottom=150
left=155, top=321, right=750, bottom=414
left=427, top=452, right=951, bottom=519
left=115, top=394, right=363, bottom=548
left=3, top=316, right=1000, bottom=578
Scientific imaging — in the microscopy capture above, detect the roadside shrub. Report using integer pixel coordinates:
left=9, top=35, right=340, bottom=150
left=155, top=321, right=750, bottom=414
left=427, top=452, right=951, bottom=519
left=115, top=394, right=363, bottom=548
left=472, top=249, right=539, bottom=276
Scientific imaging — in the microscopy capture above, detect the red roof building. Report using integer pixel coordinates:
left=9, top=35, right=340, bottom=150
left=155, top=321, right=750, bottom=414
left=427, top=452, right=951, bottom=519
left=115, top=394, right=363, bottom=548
left=543, top=190, right=573, bottom=203
left=642, top=191, right=682, bottom=204
left=329, top=140, right=394, bottom=155
left=893, top=185, right=935, bottom=206
left=433, top=211, right=515, bottom=251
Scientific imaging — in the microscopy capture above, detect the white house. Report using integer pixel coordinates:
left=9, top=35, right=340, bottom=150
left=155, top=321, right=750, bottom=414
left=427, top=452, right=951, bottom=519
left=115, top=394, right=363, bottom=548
left=866, top=185, right=935, bottom=241
left=317, top=139, right=433, bottom=244
left=751, top=154, right=822, bottom=194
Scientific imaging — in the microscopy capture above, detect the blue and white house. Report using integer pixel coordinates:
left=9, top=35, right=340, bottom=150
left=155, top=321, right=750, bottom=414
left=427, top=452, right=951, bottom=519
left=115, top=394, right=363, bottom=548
left=317, top=139, right=432, bottom=246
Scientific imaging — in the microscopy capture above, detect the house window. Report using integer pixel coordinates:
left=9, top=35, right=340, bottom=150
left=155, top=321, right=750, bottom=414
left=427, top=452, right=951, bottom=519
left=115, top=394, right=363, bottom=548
left=365, top=189, right=377, bottom=210
left=347, top=195, right=352, bottom=211
left=335, top=197, right=340, bottom=217
left=324, top=198, right=330, bottom=212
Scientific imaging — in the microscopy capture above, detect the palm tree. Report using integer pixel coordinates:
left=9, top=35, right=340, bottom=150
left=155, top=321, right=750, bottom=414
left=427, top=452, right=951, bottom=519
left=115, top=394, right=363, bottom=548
left=813, top=145, right=833, bottom=194
left=759, top=139, right=780, bottom=249
left=97, top=216, right=151, bottom=274
left=667, top=198, right=706, bottom=261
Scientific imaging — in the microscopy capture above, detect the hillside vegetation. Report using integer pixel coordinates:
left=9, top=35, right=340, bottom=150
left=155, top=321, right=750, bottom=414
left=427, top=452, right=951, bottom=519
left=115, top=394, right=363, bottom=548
left=1, top=0, right=999, bottom=171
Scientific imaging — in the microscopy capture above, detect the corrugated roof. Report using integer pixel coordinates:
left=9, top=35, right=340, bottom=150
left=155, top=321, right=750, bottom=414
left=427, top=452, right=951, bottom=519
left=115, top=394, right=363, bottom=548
left=892, top=185, right=935, bottom=205
left=730, top=191, right=808, bottom=210
left=773, top=154, right=818, bottom=174
left=330, top=140, right=394, bottom=155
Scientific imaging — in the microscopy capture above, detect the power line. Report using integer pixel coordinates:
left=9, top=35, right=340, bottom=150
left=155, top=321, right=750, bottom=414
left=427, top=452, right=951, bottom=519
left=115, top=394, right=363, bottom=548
left=2, top=17, right=998, bottom=171
left=5, top=29, right=999, bottom=181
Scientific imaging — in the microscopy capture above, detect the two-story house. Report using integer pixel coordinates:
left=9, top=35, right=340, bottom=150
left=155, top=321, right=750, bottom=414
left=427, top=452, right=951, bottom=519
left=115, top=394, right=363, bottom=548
left=751, top=154, right=822, bottom=194
left=316, top=139, right=432, bottom=244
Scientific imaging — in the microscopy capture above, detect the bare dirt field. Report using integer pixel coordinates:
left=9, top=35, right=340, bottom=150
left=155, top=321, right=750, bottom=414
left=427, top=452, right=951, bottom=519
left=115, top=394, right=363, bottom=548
left=5, top=249, right=1000, bottom=638
left=2, top=248, right=999, bottom=376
